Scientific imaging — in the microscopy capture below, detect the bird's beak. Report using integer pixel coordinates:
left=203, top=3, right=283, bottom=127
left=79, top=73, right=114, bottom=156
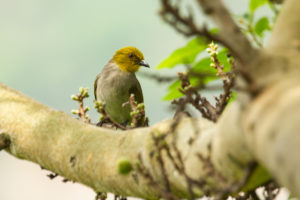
left=138, top=60, right=150, bottom=68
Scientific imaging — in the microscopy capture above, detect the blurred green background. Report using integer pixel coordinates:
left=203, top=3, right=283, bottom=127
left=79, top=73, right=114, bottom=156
left=0, top=0, right=246, bottom=199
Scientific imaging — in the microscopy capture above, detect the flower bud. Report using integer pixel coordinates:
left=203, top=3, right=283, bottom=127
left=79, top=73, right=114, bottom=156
left=71, top=109, right=79, bottom=114
left=79, top=87, right=84, bottom=94
left=71, top=95, right=78, bottom=101
left=99, top=115, right=104, bottom=121
left=137, top=103, right=145, bottom=109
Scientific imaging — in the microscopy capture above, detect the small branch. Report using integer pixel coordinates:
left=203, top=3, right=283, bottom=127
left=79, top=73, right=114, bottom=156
left=197, top=0, right=258, bottom=64
left=152, top=133, right=172, bottom=193
left=206, top=43, right=235, bottom=115
left=236, top=15, right=263, bottom=48
left=172, top=44, right=235, bottom=122
left=136, top=153, right=178, bottom=200
left=165, top=143, right=198, bottom=200
left=139, top=72, right=218, bottom=85
left=248, top=27, right=263, bottom=48
left=216, top=161, right=258, bottom=199
left=159, top=0, right=232, bottom=56
left=139, top=72, right=178, bottom=83
left=269, top=0, right=284, bottom=4
left=0, top=133, right=10, bottom=150
left=172, top=72, right=218, bottom=122
left=159, top=0, right=258, bottom=65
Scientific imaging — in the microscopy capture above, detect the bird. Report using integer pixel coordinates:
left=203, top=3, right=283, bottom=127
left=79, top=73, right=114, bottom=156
left=94, top=46, right=149, bottom=125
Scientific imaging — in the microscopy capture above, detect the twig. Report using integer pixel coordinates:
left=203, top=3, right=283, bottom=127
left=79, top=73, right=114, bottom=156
left=165, top=144, right=198, bottom=200
left=152, top=133, right=172, bottom=193
left=135, top=154, right=179, bottom=200
left=216, top=161, right=258, bottom=199
left=71, top=87, right=91, bottom=123
left=94, top=100, right=127, bottom=130
left=47, top=172, right=59, bottom=179
left=139, top=72, right=178, bottom=83
left=159, top=0, right=231, bottom=57
left=123, top=94, right=149, bottom=128
left=236, top=15, right=263, bottom=48
left=172, top=72, right=219, bottom=122
left=206, top=43, right=235, bottom=115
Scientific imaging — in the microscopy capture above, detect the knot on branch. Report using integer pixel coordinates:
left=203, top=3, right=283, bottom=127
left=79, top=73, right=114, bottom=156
left=0, top=133, right=11, bottom=150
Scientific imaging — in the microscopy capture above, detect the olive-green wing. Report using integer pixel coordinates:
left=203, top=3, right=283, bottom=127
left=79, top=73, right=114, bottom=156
left=128, top=81, right=144, bottom=103
left=94, top=73, right=101, bottom=100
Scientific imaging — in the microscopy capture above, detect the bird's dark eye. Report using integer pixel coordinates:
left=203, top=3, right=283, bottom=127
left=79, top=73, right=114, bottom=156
left=128, top=54, right=133, bottom=58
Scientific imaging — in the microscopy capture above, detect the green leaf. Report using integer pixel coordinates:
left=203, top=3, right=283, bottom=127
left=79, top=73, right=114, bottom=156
left=209, top=27, right=220, bottom=34
left=162, top=80, right=183, bottom=101
left=156, top=37, right=207, bottom=69
left=249, top=0, right=268, bottom=13
left=162, top=48, right=232, bottom=101
left=162, top=77, right=202, bottom=101
left=216, top=49, right=231, bottom=72
left=242, top=165, right=271, bottom=192
left=254, top=17, right=270, bottom=37
left=192, top=57, right=218, bottom=83
left=227, top=92, right=236, bottom=105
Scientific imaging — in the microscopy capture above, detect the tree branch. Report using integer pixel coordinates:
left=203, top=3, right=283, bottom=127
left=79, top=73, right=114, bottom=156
left=243, top=78, right=300, bottom=199
left=0, top=83, right=259, bottom=199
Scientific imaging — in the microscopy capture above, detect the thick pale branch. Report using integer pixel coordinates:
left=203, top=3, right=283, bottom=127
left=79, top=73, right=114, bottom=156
left=197, top=0, right=258, bottom=65
left=0, top=83, right=256, bottom=199
left=243, top=78, right=300, bottom=198
left=247, top=0, right=300, bottom=88
left=267, top=0, right=300, bottom=53
left=1, top=77, right=300, bottom=198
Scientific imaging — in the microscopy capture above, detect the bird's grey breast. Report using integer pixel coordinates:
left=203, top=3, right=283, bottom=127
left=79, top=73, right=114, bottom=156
left=97, top=62, right=138, bottom=109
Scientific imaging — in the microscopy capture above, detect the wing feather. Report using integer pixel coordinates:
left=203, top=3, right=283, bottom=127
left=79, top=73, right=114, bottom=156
left=94, top=73, right=101, bottom=100
left=128, top=80, right=144, bottom=103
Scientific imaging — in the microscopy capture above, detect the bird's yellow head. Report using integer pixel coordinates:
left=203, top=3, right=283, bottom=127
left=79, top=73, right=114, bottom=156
left=112, top=46, right=150, bottom=73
